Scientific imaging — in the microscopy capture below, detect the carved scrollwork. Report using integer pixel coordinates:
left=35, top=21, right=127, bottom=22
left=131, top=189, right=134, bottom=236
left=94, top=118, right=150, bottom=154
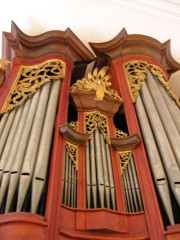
left=116, top=128, right=128, bottom=138
left=124, top=61, right=148, bottom=103
left=85, top=111, right=110, bottom=144
left=124, top=60, right=180, bottom=107
left=119, top=150, right=132, bottom=175
left=65, top=142, right=78, bottom=170
left=1, top=59, right=66, bottom=113
left=148, top=64, right=180, bottom=107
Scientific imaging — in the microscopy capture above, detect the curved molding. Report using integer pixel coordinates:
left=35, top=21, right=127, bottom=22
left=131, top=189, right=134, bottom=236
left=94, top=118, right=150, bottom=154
left=2, top=21, right=94, bottom=62
left=60, top=123, right=90, bottom=145
left=71, top=91, right=122, bottom=117
left=60, top=205, right=147, bottom=236
left=0, top=212, right=47, bottom=240
left=0, top=212, right=46, bottom=226
left=89, top=28, right=180, bottom=73
left=111, top=133, right=141, bottom=151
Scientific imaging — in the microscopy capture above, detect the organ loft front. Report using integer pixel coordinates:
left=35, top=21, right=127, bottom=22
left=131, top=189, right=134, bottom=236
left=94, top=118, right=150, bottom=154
left=0, top=22, right=180, bottom=240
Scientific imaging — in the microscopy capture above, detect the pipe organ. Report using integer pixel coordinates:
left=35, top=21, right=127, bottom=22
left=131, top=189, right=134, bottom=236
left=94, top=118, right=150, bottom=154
left=0, top=22, right=180, bottom=240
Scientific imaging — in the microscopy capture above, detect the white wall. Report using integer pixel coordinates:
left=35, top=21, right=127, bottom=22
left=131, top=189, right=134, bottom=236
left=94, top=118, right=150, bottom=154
left=0, top=0, right=180, bottom=95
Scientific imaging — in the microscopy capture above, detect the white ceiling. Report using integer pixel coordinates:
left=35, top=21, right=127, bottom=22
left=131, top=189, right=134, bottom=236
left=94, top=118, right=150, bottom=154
left=99, top=0, right=180, bottom=24
left=0, top=0, right=179, bottom=96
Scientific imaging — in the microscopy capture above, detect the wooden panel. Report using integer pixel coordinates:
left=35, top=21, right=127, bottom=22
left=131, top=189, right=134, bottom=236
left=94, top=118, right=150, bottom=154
left=59, top=205, right=148, bottom=234
left=0, top=213, right=47, bottom=240
left=166, top=224, right=180, bottom=240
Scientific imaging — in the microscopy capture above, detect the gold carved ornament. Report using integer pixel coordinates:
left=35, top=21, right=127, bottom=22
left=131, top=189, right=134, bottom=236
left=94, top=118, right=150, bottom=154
left=124, top=61, right=147, bottom=103
left=0, top=60, right=10, bottom=69
left=119, top=151, right=132, bottom=175
left=116, top=128, right=132, bottom=175
left=70, top=66, right=122, bottom=102
left=1, top=59, right=66, bottom=114
left=124, top=61, right=180, bottom=107
left=85, top=111, right=110, bottom=144
left=69, top=121, right=78, bottom=130
left=148, top=64, right=180, bottom=107
left=65, top=141, right=78, bottom=170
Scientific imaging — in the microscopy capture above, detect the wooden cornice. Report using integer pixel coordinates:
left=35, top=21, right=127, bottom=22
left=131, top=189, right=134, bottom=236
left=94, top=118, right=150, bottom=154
left=2, top=21, right=94, bottom=63
left=89, top=28, right=180, bottom=73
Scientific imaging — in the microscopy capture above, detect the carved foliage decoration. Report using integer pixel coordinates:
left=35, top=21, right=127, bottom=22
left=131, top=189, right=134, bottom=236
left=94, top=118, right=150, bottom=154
left=119, top=151, right=132, bottom=175
left=115, top=128, right=128, bottom=139
left=1, top=59, right=66, bottom=113
left=69, top=121, right=78, bottom=130
left=124, top=61, right=147, bottom=103
left=65, top=141, right=78, bottom=170
left=70, top=66, right=122, bottom=102
left=85, top=111, right=110, bottom=144
left=124, top=61, right=180, bottom=107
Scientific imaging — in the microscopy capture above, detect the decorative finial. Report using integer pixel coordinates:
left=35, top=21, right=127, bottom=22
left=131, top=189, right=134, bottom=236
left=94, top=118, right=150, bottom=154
left=70, top=66, right=122, bottom=102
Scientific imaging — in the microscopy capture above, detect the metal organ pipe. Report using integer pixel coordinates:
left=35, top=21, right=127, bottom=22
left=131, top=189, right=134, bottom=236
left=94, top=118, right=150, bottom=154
left=62, top=149, right=77, bottom=208
left=157, top=78, right=180, bottom=134
left=31, top=80, right=61, bottom=213
left=146, top=71, right=180, bottom=168
left=140, top=81, right=180, bottom=208
left=100, top=133, right=111, bottom=209
left=85, top=129, right=116, bottom=210
left=0, top=112, right=9, bottom=136
left=105, top=142, right=116, bottom=210
left=16, top=82, right=52, bottom=211
left=129, top=157, right=143, bottom=211
left=86, top=140, right=91, bottom=208
left=89, top=134, right=98, bottom=208
left=5, top=89, right=40, bottom=212
left=94, top=129, right=105, bottom=208
left=0, top=78, right=61, bottom=213
left=0, top=107, right=22, bottom=181
left=126, top=159, right=139, bottom=212
left=0, top=110, right=16, bottom=157
left=62, top=151, right=69, bottom=206
left=135, top=95, right=174, bottom=224
left=0, top=98, right=31, bottom=208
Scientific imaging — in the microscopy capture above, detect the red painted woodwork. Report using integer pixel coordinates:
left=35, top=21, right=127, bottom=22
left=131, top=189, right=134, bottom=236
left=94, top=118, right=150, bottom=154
left=71, top=91, right=122, bottom=116
left=59, top=205, right=149, bottom=239
left=0, top=68, right=6, bottom=87
left=45, top=57, right=73, bottom=240
left=107, top=54, right=180, bottom=239
left=110, top=57, right=166, bottom=240
left=0, top=213, right=47, bottom=240
left=76, top=112, right=87, bottom=209
left=1, top=23, right=180, bottom=240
